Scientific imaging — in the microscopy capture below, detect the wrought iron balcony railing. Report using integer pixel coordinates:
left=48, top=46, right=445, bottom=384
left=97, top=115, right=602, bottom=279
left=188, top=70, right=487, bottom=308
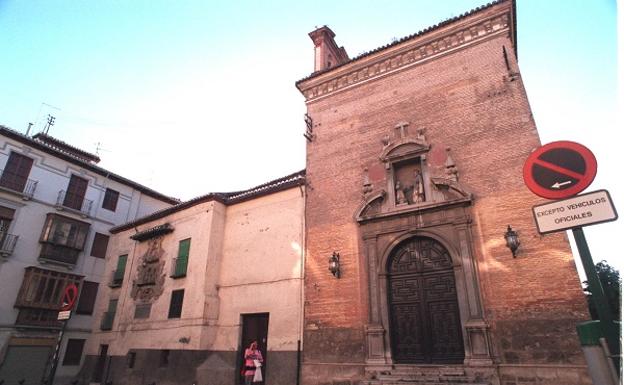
left=0, top=168, right=38, bottom=199
left=56, top=190, right=93, bottom=217
left=0, top=232, right=18, bottom=257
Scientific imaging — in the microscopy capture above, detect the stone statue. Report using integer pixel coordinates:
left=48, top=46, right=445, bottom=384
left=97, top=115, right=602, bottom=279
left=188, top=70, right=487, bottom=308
left=412, top=170, right=425, bottom=203
left=395, top=181, right=406, bottom=205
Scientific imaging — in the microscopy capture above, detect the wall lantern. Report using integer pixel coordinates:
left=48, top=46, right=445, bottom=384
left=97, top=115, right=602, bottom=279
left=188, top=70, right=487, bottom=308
left=504, top=225, right=520, bottom=258
left=328, top=251, right=341, bottom=278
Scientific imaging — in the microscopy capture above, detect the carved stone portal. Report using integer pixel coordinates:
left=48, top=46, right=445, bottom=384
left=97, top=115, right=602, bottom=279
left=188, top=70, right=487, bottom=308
left=131, top=236, right=166, bottom=303
left=355, top=122, right=492, bottom=372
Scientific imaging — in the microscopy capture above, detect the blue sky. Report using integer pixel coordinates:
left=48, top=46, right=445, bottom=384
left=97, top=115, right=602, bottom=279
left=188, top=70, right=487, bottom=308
left=0, top=0, right=620, bottom=271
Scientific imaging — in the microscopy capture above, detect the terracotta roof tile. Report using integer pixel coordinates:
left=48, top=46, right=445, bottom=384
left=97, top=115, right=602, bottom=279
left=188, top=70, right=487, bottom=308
left=296, top=0, right=513, bottom=86
left=110, top=170, right=306, bottom=233
left=0, top=124, right=179, bottom=204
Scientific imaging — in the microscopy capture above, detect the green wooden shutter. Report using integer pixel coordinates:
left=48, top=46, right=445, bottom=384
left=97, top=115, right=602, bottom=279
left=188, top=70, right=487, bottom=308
left=107, top=299, right=118, bottom=313
left=114, top=255, right=127, bottom=283
left=175, top=239, right=190, bottom=277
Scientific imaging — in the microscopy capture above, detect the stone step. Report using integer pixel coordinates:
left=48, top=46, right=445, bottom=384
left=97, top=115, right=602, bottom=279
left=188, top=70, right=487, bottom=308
left=390, top=366, right=466, bottom=376
left=378, top=374, right=475, bottom=382
left=363, top=382, right=490, bottom=385
left=361, top=380, right=491, bottom=385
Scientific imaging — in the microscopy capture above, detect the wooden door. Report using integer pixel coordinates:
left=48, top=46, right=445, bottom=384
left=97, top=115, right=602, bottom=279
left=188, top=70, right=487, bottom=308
left=91, top=344, right=108, bottom=384
left=388, top=237, right=464, bottom=364
left=0, top=152, right=33, bottom=192
left=239, top=313, right=269, bottom=385
left=63, top=174, right=88, bottom=210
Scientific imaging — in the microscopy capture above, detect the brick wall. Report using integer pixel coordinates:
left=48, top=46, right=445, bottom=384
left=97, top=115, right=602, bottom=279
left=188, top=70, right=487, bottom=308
left=301, top=30, right=588, bottom=381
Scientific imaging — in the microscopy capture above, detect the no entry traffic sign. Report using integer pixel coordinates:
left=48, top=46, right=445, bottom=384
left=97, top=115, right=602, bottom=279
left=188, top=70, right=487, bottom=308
left=523, top=141, right=597, bottom=199
left=60, top=283, right=79, bottom=311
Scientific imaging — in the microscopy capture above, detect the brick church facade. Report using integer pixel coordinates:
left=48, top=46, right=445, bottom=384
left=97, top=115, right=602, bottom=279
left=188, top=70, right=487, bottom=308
left=296, top=1, right=590, bottom=384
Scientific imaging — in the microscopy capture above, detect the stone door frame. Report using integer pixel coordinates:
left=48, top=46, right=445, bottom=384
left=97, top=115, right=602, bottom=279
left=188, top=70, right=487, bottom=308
left=361, top=212, right=494, bottom=370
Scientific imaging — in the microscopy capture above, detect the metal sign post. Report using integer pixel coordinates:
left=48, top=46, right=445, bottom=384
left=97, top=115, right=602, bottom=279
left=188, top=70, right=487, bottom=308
left=47, top=318, right=69, bottom=385
left=572, top=227, right=620, bottom=371
left=524, top=141, right=620, bottom=374
left=47, top=283, right=79, bottom=385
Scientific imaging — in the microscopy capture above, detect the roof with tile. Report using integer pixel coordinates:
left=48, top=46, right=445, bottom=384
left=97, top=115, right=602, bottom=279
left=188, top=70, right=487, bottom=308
left=1, top=124, right=179, bottom=204
left=110, top=169, right=306, bottom=233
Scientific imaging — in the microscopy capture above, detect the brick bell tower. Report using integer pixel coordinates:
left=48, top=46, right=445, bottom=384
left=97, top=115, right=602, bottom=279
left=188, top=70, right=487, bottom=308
left=296, top=1, right=590, bottom=385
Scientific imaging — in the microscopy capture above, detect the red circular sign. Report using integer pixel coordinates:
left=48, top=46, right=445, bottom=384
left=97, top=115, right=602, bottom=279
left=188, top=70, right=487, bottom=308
left=60, top=283, right=79, bottom=311
left=523, top=141, right=597, bottom=199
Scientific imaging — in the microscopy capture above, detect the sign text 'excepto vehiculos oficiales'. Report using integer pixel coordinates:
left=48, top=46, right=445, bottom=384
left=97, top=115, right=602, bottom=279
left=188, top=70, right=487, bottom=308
left=532, top=190, right=618, bottom=234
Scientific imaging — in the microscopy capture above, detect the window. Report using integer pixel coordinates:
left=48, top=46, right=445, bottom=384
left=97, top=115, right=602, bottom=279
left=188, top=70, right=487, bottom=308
left=63, top=174, right=89, bottom=211
left=0, top=206, right=16, bottom=255
left=0, top=151, right=34, bottom=193
left=134, top=303, right=151, bottom=319
left=102, top=188, right=119, bottom=212
left=100, top=298, right=117, bottom=330
left=76, top=281, right=99, bottom=315
left=171, top=238, right=191, bottom=278
left=168, top=289, right=184, bottom=319
left=110, top=254, right=127, bottom=287
left=62, top=339, right=86, bottom=366
left=39, top=213, right=90, bottom=265
left=14, top=267, right=82, bottom=327
left=90, top=233, right=109, bottom=259
left=15, top=267, right=82, bottom=310
left=40, top=214, right=90, bottom=249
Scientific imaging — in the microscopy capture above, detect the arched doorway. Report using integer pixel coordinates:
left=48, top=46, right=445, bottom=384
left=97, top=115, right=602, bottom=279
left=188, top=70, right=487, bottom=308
left=387, top=236, right=464, bottom=364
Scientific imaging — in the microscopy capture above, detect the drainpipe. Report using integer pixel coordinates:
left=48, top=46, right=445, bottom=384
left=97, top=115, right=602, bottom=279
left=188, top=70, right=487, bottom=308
left=297, top=183, right=306, bottom=385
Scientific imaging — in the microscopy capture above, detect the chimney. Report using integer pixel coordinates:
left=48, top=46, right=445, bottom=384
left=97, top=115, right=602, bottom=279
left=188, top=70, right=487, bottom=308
left=308, top=26, right=349, bottom=72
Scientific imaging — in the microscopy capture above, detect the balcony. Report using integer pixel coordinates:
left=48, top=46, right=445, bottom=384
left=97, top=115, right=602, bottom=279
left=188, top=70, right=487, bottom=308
left=0, top=232, right=18, bottom=257
left=100, top=311, right=115, bottom=331
left=0, top=168, right=38, bottom=199
left=109, top=269, right=124, bottom=288
left=56, top=190, right=93, bottom=217
left=38, top=243, right=80, bottom=266
left=170, top=257, right=187, bottom=278
left=15, top=308, right=62, bottom=328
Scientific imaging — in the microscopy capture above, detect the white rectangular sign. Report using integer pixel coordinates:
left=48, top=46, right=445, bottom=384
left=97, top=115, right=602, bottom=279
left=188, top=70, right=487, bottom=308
left=57, top=310, right=71, bottom=320
left=532, top=190, right=618, bottom=234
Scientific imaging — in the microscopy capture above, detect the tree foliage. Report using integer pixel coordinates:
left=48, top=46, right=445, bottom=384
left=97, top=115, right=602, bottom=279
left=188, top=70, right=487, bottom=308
left=583, top=260, right=621, bottom=321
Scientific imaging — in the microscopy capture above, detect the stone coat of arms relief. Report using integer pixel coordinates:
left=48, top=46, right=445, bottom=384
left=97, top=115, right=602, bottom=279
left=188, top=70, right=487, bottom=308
left=131, top=236, right=166, bottom=303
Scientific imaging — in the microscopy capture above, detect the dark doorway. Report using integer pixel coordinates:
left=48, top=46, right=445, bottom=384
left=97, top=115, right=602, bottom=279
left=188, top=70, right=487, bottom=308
left=0, top=345, right=51, bottom=385
left=239, top=313, right=269, bottom=385
left=91, top=344, right=108, bottom=384
left=387, top=237, right=464, bottom=364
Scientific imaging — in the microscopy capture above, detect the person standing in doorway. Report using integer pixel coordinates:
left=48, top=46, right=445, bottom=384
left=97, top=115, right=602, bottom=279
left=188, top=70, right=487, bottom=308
left=244, top=340, right=263, bottom=385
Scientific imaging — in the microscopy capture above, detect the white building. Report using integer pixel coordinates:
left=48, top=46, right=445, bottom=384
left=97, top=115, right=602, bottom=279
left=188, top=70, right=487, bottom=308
left=0, top=125, right=178, bottom=385
left=82, top=171, right=305, bottom=385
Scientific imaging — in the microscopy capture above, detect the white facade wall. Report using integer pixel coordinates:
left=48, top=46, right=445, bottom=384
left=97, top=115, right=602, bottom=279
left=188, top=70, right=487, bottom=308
left=88, top=185, right=305, bottom=360
left=0, top=131, right=175, bottom=383
left=93, top=200, right=226, bottom=355
left=217, top=188, right=304, bottom=352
